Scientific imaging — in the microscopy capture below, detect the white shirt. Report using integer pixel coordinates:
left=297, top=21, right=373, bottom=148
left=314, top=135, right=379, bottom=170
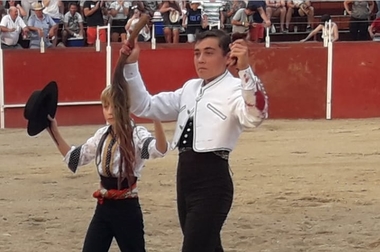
left=43, top=0, right=61, bottom=19
left=63, top=125, right=169, bottom=178
left=0, top=14, right=26, bottom=45
left=109, top=1, right=131, bottom=20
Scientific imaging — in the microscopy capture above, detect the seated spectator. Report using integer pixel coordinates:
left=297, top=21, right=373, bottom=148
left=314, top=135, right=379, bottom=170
left=368, top=16, right=380, bottom=41
left=201, top=0, right=226, bottom=29
left=4, top=1, right=27, bottom=18
left=266, top=0, right=286, bottom=33
left=125, top=7, right=150, bottom=42
left=0, top=6, right=29, bottom=49
left=62, top=2, right=85, bottom=46
left=27, top=2, right=58, bottom=49
left=224, top=0, right=246, bottom=32
left=231, top=5, right=256, bottom=36
left=160, top=0, right=182, bottom=43
left=42, top=0, right=63, bottom=46
left=83, top=0, right=107, bottom=46
left=300, top=14, right=339, bottom=42
left=182, top=0, right=204, bottom=43
left=109, top=0, right=130, bottom=42
left=286, top=0, right=314, bottom=32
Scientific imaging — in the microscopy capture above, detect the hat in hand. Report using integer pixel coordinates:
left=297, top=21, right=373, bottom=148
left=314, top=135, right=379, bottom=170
left=24, top=81, right=58, bottom=136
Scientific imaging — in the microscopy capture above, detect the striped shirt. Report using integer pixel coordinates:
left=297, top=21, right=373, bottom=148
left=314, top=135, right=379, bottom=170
left=202, top=0, right=226, bottom=25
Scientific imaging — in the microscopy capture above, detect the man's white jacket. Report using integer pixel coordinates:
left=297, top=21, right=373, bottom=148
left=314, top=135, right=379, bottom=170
left=123, top=63, right=268, bottom=152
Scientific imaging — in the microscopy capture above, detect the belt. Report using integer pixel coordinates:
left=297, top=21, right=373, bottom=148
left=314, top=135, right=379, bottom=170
left=178, top=147, right=230, bottom=160
left=92, top=183, right=138, bottom=204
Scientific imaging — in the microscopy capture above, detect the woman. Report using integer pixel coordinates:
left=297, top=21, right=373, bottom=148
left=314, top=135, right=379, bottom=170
left=160, top=0, right=182, bottom=43
left=4, top=0, right=27, bottom=17
left=109, top=0, right=130, bottom=42
left=344, top=0, right=374, bottom=41
left=300, top=14, right=339, bottom=42
left=46, top=85, right=169, bottom=252
left=125, top=7, right=151, bottom=42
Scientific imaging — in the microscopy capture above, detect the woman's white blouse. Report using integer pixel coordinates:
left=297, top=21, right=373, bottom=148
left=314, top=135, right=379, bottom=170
left=63, top=125, right=168, bottom=178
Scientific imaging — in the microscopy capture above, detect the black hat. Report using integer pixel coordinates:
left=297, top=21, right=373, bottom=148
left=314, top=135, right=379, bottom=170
left=24, top=81, right=58, bottom=136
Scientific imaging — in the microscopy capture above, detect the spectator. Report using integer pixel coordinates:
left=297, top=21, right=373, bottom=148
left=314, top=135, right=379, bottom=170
left=4, top=1, right=27, bottom=18
left=182, top=0, right=204, bottom=43
left=286, top=0, right=314, bottom=32
left=231, top=5, right=256, bottom=36
left=109, top=0, right=130, bottom=42
left=247, top=0, right=271, bottom=42
left=266, top=0, right=286, bottom=33
left=224, top=0, right=246, bottom=32
left=344, top=0, right=374, bottom=41
left=125, top=7, right=150, bottom=42
left=160, top=0, right=182, bottom=43
left=83, top=0, right=107, bottom=46
left=0, top=6, right=29, bottom=49
left=42, top=0, right=63, bottom=47
left=20, top=0, right=38, bottom=22
left=142, top=0, right=161, bottom=17
left=368, top=15, right=380, bottom=41
left=62, top=2, right=85, bottom=46
left=27, top=2, right=58, bottom=49
left=201, top=0, right=226, bottom=29
left=300, top=14, right=339, bottom=42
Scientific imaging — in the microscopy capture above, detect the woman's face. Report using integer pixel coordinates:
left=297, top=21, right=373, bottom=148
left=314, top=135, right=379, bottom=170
left=133, top=9, right=140, bottom=17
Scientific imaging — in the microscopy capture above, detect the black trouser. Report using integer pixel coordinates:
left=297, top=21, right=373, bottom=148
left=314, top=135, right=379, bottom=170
left=349, top=17, right=369, bottom=41
left=82, top=198, right=145, bottom=252
left=176, top=150, right=234, bottom=252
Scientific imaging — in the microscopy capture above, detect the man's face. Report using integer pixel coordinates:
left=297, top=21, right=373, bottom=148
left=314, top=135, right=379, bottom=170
left=69, top=5, right=77, bottom=15
left=9, top=8, right=18, bottom=20
left=193, top=37, right=229, bottom=82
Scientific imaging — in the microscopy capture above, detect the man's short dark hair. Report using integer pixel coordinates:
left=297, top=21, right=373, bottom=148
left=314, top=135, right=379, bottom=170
left=195, top=30, right=231, bottom=56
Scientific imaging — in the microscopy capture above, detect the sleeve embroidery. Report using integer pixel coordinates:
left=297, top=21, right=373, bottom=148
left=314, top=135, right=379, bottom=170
left=68, top=145, right=83, bottom=173
left=141, top=137, right=155, bottom=159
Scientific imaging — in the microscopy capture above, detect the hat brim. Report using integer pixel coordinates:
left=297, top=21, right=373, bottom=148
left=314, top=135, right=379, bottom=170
left=24, top=81, right=58, bottom=136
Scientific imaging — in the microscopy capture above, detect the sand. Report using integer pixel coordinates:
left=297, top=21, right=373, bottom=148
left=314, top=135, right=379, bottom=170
left=1, top=118, right=380, bottom=252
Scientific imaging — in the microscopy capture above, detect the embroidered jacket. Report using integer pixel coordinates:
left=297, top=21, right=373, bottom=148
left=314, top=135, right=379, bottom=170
left=123, top=63, right=268, bottom=152
left=63, top=125, right=169, bottom=177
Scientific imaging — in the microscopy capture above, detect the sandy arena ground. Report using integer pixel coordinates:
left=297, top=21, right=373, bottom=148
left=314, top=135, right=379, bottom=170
left=1, top=119, right=380, bottom=252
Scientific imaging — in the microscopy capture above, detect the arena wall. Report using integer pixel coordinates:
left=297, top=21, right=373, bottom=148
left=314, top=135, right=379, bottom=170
left=2, top=42, right=379, bottom=128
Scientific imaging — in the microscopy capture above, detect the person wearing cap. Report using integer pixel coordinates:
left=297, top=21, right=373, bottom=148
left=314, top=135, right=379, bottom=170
left=160, top=0, right=182, bottom=43
left=27, top=2, right=58, bottom=49
left=0, top=6, right=29, bottom=49
left=120, top=29, right=268, bottom=252
left=182, top=0, right=204, bottom=43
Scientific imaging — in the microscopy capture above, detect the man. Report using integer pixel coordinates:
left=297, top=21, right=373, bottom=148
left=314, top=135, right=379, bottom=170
left=27, top=2, right=58, bottom=49
left=62, top=2, right=85, bottom=46
left=231, top=4, right=256, bottom=35
left=83, top=0, right=107, bottom=46
left=120, top=29, right=268, bottom=252
left=0, top=6, right=29, bottom=49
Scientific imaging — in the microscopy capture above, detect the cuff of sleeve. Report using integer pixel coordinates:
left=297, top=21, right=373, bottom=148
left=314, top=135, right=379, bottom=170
left=123, top=62, right=139, bottom=80
left=62, top=146, right=76, bottom=164
left=155, top=141, right=170, bottom=157
left=238, top=66, right=256, bottom=90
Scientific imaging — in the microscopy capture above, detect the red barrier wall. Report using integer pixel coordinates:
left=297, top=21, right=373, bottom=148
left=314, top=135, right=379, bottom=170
left=332, top=42, right=380, bottom=118
left=2, top=42, right=379, bottom=128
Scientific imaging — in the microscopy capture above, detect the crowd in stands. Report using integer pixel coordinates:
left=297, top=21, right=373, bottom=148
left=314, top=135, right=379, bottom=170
left=0, top=0, right=379, bottom=49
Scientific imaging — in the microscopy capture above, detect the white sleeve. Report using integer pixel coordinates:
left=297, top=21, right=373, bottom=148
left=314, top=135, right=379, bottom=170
left=17, top=17, right=26, bottom=29
left=77, top=13, right=84, bottom=23
left=63, top=126, right=108, bottom=173
left=63, top=13, right=69, bottom=23
left=0, top=16, right=8, bottom=27
left=123, top=63, right=182, bottom=121
left=233, top=67, right=268, bottom=128
left=134, top=126, right=169, bottom=160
